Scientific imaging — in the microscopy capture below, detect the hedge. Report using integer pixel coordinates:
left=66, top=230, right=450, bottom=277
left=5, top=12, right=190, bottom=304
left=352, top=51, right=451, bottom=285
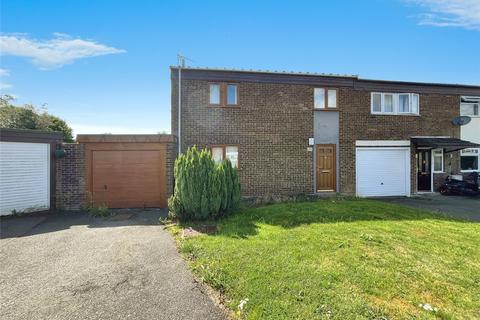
left=168, top=146, right=241, bottom=220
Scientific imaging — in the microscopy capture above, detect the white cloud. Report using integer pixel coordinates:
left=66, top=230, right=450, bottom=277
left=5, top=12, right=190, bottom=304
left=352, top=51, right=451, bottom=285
left=407, top=0, right=480, bottom=30
left=0, top=68, right=10, bottom=77
left=0, top=33, right=125, bottom=69
left=0, top=82, right=13, bottom=90
left=0, top=68, right=12, bottom=91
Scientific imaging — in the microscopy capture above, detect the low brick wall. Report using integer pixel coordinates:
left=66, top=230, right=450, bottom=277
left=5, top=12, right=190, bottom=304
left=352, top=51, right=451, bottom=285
left=55, top=143, right=87, bottom=210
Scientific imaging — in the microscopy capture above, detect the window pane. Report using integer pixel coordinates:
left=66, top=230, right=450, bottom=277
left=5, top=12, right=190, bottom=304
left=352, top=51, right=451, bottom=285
left=328, top=90, right=337, bottom=108
left=225, top=146, right=238, bottom=168
left=399, top=94, right=410, bottom=112
left=461, top=156, right=478, bottom=170
left=411, top=94, right=419, bottom=114
left=210, top=84, right=220, bottom=104
left=432, top=149, right=443, bottom=172
left=212, top=147, right=223, bottom=163
left=314, top=88, right=325, bottom=108
left=372, top=93, right=381, bottom=112
left=227, top=84, right=237, bottom=105
left=384, top=94, right=393, bottom=112
left=460, top=103, right=475, bottom=116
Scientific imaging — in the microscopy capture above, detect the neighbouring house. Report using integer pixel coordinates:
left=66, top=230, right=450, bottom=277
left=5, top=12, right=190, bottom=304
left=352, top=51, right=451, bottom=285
left=460, top=96, right=480, bottom=173
left=171, top=67, right=480, bottom=198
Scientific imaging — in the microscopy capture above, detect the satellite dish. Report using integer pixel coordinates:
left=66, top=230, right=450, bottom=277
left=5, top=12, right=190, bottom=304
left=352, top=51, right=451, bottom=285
left=452, top=116, right=471, bottom=126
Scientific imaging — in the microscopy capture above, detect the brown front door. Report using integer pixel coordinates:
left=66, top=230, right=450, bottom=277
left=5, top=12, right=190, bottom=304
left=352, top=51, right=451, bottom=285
left=316, top=144, right=336, bottom=192
left=91, top=150, right=166, bottom=208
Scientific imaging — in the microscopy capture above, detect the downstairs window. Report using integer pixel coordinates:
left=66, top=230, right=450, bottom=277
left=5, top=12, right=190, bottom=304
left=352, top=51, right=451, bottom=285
left=211, top=145, right=238, bottom=168
left=461, top=149, right=479, bottom=172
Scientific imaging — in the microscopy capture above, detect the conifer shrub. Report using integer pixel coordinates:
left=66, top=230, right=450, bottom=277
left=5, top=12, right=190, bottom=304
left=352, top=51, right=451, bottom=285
left=168, top=146, right=241, bottom=221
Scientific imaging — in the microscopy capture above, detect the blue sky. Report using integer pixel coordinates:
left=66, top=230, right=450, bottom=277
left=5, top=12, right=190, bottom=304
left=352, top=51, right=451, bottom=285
left=1, top=0, right=479, bottom=135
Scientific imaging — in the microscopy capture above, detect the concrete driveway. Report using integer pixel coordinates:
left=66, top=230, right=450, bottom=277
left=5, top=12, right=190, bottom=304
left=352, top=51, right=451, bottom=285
left=0, top=210, right=226, bottom=320
left=380, top=194, right=480, bottom=221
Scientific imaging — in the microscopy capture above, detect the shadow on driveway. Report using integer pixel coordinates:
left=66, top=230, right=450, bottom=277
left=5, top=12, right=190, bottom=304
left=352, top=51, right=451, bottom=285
left=379, top=194, right=480, bottom=222
left=0, top=208, right=168, bottom=239
left=0, top=210, right=225, bottom=320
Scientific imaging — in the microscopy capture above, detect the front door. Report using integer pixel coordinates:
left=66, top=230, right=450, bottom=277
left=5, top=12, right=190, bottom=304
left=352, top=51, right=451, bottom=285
left=316, top=144, right=336, bottom=192
left=417, top=150, right=431, bottom=192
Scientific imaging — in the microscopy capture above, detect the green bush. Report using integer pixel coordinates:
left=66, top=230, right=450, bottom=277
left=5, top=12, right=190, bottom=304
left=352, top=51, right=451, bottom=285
left=168, top=146, right=241, bottom=220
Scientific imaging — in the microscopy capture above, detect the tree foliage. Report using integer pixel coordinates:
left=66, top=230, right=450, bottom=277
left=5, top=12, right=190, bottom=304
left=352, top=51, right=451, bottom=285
left=168, top=146, right=241, bottom=221
left=0, top=95, right=74, bottom=142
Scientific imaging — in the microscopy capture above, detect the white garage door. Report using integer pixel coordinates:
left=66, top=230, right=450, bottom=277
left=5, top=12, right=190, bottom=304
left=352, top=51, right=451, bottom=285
left=356, top=147, right=410, bottom=197
left=0, top=142, right=50, bottom=215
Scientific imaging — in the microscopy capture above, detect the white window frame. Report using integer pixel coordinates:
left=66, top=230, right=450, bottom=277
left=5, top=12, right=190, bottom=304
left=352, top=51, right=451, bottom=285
left=460, top=96, right=480, bottom=117
left=461, top=148, right=480, bottom=172
left=371, top=92, right=420, bottom=115
left=398, top=93, right=411, bottom=114
left=371, top=93, right=382, bottom=113
left=432, top=148, right=444, bottom=173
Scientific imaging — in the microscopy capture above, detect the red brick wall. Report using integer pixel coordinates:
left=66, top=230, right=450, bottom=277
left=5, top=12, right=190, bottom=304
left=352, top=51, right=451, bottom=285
left=55, top=141, right=177, bottom=210
left=338, top=90, right=461, bottom=194
left=172, top=79, right=314, bottom=196
left=173, top=75, right=463, bottom=197
left=55, top=143, right=87, bottom=210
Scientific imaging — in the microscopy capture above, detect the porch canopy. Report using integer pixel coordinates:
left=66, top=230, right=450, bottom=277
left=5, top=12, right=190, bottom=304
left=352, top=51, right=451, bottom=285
left=411, top=137, right=480, bottom=153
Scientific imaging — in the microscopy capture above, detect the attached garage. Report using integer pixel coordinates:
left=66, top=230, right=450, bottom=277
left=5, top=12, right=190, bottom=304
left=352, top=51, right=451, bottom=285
left=356, top=141, right=411, bottom=197
left=0, top=129, right=62, bottom=215
left=78, top=135, right=176, bottom=209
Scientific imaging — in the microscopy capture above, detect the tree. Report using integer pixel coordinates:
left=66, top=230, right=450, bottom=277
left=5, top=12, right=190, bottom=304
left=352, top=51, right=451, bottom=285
left=0, top=95, right=74, bottom=142
left=168, top=146, right=241, bottom=221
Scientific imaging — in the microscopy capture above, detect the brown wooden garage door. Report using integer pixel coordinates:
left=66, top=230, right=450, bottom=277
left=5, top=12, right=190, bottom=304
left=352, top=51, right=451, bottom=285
left=92, top=150, right=165, bottom=208
left=79, top=135, right=174, bottom=209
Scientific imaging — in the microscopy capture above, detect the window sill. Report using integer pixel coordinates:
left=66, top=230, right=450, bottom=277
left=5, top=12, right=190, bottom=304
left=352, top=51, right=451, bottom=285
left=371, top=113, right=420, bottom=116
left=314, top=108, right=339, bottom=111
left=208, top=105, right=241, bottom=109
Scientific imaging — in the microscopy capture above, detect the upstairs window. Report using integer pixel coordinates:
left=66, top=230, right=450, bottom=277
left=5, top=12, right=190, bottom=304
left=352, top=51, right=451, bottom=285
left=209, top=84, right=221, bottom=105
left=227, top=84, right=238, bottom=105
left=371, top=92, right=419, bottom=115
left=209, top=83, right=238, bottom=107
left=372, top=93, right=382, bottom=113
left=460, top=96, right=480, bottom=116
left=314, top=88, right=337, bottom=109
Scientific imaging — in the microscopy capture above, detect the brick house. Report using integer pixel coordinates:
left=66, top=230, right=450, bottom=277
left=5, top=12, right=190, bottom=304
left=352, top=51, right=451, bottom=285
left=171, top=67, right=480, bottom=198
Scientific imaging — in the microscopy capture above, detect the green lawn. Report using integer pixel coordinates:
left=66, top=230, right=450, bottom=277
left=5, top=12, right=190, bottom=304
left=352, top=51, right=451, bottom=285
left=172, top=198, right=480, bottom=320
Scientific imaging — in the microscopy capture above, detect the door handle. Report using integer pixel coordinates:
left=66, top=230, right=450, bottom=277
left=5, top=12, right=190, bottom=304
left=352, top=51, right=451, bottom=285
left=322, top=170, right=330, bottom=173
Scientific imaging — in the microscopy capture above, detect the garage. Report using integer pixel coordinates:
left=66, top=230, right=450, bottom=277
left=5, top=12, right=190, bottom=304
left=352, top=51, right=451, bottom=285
left=0, top=129, right=62, bottom=215
left=78, top=135, right=175, bottom=208
left=356, top=141, right=411, bottom=197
